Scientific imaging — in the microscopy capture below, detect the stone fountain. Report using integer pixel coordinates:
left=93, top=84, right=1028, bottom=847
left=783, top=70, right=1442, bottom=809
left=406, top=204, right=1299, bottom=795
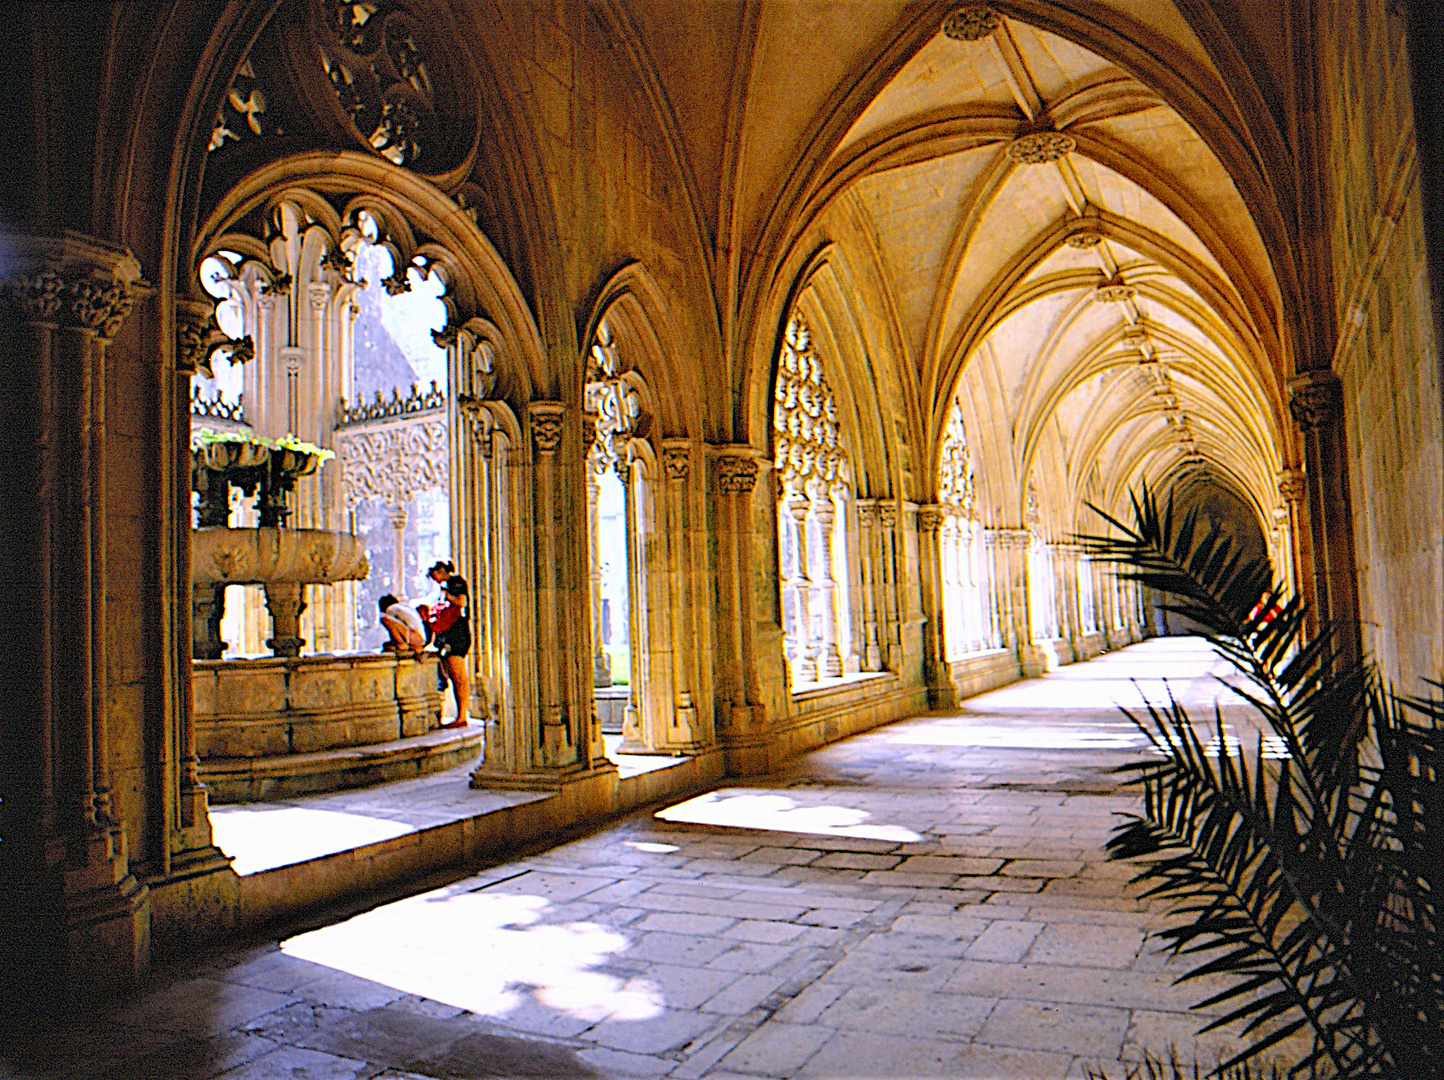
left=188, top=433, right=478, bottom=802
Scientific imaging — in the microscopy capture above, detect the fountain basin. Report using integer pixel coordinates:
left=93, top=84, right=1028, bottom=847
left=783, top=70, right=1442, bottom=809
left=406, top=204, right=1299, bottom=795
left=193, top=651, right=479, bottom=802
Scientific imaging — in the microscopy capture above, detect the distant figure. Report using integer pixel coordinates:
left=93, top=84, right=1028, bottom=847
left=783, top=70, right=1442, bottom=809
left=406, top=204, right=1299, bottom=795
left=427, top=574, right=472, bottom=729
left=378, top=594, right=429, bottom=653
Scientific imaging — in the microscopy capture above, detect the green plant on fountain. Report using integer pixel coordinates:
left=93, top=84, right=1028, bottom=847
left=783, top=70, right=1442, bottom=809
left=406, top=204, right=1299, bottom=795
left=192, top=428, right=334, bottom=528
left=190, top=429, right=354, bottom=660
left=1078, top=488, right=1441, bottom=1079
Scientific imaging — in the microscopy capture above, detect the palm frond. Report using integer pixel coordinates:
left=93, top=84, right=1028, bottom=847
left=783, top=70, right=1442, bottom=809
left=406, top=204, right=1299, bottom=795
left=1080, top=486, right=1442, bottom=1078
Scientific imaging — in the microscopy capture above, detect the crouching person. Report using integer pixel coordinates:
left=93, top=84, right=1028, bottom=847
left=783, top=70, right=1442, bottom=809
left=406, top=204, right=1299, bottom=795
left=378, top=594, right=430, bottom=653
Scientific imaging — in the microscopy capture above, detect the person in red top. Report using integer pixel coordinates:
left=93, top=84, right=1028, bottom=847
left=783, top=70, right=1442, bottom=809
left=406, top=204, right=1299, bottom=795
left=426, top=574, right=471, bottom=729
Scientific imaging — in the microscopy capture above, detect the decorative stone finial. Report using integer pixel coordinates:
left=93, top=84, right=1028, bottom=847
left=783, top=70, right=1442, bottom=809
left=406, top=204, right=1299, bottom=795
left=1006, top=129, right=1075, bottom=165
left=942, top=5, right=1002, bottom=42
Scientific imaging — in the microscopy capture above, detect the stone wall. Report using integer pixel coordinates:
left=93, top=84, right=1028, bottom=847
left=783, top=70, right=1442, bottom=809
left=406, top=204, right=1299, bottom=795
left=1318, top=1, right=1444, bottom=689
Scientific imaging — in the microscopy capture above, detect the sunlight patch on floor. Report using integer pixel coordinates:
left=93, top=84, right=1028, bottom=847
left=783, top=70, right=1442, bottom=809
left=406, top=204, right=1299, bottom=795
left=656, top=790, right=923, bottom=842
left=282, top=887, right=664, bottom=1022
left=209, top=806, right=415, bottom=875
left=889, top=722, right=1150, bottom=750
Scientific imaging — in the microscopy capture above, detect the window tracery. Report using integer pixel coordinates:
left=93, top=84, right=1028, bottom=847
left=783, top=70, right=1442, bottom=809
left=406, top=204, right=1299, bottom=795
left=774, top=314, right=853, bottom=686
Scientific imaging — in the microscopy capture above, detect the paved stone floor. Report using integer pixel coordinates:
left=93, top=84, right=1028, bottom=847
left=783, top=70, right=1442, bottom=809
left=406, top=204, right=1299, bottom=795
left=3, top=638, right=1285, bottom=1080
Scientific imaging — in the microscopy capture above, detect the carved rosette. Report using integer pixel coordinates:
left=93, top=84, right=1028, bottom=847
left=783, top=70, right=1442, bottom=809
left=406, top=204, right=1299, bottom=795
left=1066, top=229, right=1103, bottom=249
left=942, top=5, right=1001, bottom=41
left=1287, top=373, right=1342, bottom=432
left=1093, top=276, right=1136, bottom=304
left=715, top=456, right=758, bottom=495
left=662, top=447, right=691, bottom=481
left=1006, top=129, right=1075, bottom=165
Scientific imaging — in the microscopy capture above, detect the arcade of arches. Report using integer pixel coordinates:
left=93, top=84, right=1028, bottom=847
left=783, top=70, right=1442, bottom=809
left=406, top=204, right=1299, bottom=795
left=3, top=0, right=1444, bottom=1016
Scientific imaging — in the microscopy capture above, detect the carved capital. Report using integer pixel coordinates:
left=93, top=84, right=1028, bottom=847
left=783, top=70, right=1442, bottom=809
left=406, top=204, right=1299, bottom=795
left=878, top=505, right=898, bottom=529
left=175, top=299, right=253, bottom=377
left=529, top=403, right=565, bottom=454
left=856, top=502, right=878, bottom=527
left=662, top=447, right=691, bottom=481
left=1278, top=467, right=1306, bottom=504
left=715, top=455, right=758, bottom=495
left=917, top=504, right=947, bottom=534
left=1287, top=372, right=1342, bottom=432
left=1, top=234, right=143, bottom=340
left=307, top=282, right=333, bottom=312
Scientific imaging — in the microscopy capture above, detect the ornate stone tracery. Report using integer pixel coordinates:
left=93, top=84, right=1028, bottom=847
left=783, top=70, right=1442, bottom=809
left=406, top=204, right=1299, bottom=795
left=585, top=321, right=644, bottom=476
left=938, top=402, right=975, bottom=518
left=774, top=315, right=847, bottom=493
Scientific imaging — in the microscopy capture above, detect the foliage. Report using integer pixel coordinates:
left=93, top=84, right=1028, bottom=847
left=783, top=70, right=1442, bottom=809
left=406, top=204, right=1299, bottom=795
left=1077, top=486, right=1443, bottom=1078
left=193, top=428, right=334, bottom=461
left=1086, top=1050, right=1284, bottom=1080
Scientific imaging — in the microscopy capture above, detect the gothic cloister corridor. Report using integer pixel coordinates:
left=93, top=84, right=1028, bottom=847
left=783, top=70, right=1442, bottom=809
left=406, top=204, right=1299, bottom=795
left=1, top=639, right=1301, bottom=1080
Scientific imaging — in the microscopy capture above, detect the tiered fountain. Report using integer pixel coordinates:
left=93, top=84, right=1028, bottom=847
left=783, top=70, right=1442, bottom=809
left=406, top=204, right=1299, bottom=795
left=190, top=432, right=480, bottom=801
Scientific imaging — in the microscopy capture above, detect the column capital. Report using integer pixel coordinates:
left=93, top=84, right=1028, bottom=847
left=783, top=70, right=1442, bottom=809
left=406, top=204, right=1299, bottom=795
left=661, top=442, right=692, bottom=481
left=175, top=297, right=253, bottom=377
left=1278, top=466, right=1306, bottom=504
left=528, top=401, right=565, bottom=454
left=0, top=231, right=143, bottom=340
left=916, top=503, right=948, bottom=533
left=1287, top=370, right=1343, bottom=432
left=713, top=448, right=759, bottom=495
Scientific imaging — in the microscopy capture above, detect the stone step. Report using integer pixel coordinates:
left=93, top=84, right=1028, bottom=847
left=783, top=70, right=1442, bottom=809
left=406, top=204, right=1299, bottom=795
left=200, top=725, right=483, bottom=804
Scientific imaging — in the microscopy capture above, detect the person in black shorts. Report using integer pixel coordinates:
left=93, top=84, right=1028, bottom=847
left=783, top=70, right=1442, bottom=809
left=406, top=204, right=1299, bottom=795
left=427, top=574, right=471, bottom=728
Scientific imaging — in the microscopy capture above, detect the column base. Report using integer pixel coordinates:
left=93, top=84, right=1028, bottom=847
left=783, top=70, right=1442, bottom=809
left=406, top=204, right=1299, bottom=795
left=61, top=826, right=151, bottom=995
left=468, top=758, right=619, bottom=793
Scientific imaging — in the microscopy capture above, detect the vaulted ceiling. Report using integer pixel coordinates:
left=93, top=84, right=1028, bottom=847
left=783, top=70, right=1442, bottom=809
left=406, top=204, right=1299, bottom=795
left=615, top=0, right=1297, bottom=539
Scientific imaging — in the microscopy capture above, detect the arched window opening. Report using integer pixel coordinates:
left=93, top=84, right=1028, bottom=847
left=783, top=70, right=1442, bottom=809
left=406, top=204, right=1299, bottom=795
left=774, top=314, right=854, bottom=688
left=585, top=320, right=650, bottom=750
left=335, top=223, right=452, bottom=650
left=937, top=401, right=998, bottom=659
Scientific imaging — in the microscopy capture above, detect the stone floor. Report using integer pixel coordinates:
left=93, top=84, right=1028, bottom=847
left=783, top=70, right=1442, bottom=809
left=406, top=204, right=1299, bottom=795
left=2, top=638, right=1291, bottom=1080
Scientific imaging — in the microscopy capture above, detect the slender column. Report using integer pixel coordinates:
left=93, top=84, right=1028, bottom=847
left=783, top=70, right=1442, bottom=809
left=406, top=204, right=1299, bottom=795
left=527, top=403, right=577, bottom=768
left=618, top=453, right=646, bottom=752
left=785, top=489, right=816, bottom=684
left=1278, top=468, right=1309, bottom=600
left=878, top=505, right=901, bottom=665
left=661, top=443, right=701, bottom=749
left=714, top=450, right=761, bottom=731
left=0, top=234, right=150, bottom=999
left=855, top=502, right=883, bottom=670
left=1288, top=372, right=1361, bottom=665
left=586, top=459, right=611, bottom=687
left=807, top=480, right=843, bottom=678
left=917, top=505, right=958, bottom=707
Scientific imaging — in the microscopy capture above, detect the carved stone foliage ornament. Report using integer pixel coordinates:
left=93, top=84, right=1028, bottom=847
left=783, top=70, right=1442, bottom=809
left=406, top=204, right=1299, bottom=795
left=210, top=59, right=274, bottom=152
left=311, top=0, right=473, bottom=173
left=917, top=505, right=947, bottom=533
left=1287, top=372, right=1342, bottom=432
left=938, top=401, right=976, bottom=518
left=716, top=456, right=758, bottom=495
left=3, top=266, right=137, bottom=339
left=1006, top=129, right=1076, bottom=165
left=662, top=448, right=691, bottom=481
left=585, top=320, right=644, bottom=476
left=774, top=314, right=849, bottom=493
left=1278, top=468, right=1306, bottom=505
left=176, top=300, right=254, bottom=377
left=531, top=411, right=564, bottom=453
left=942, top=6, right=1001, bottom=41
left=334, top=415, right=448, bottom=511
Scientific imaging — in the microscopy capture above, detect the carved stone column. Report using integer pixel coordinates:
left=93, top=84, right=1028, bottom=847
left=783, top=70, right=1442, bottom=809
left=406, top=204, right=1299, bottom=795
left=714, top=450, right=762, bottom=733
left=878, top=504, right=902, bottom=665
left=807, top=482, right=845, bottom=678
left=854, top=502, right=884, bottom=670
left=0, top=233, right=151, bottom=1000
left=528, top=403, right=577, bottom=768
left=917, top=504, right=959, bottom=707
left=992, top=529, right=1032, bottom=661
left=1288, top=371, right=1360, bottom=664
left=660, top=442, right=704, bottom=750
left=586, top=459, right=611, bottom=687
left=1277, top=467, right=1310, bottom=601
left=785, top=489, right=817, bottom=684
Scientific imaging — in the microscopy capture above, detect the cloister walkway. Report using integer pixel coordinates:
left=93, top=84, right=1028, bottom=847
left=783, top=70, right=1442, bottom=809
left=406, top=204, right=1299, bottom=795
left=5, top=638, right=1286, bottom=1080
